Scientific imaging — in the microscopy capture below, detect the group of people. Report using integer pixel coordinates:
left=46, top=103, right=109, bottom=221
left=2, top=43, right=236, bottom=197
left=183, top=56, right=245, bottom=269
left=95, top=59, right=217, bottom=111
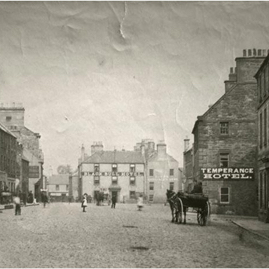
left=81, top=193, right=144, bottom=212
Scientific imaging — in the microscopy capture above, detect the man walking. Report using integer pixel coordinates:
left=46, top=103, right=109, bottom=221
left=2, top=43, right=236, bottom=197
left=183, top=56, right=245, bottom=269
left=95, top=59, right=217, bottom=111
left=13, top=195, right=21, bottom=216
left=111, top=195, right=117, bottom=209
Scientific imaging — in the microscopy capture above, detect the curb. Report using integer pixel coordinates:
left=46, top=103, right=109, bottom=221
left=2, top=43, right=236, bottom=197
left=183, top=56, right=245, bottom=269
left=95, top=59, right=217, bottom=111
left=231, top=220, right=269, bottom=242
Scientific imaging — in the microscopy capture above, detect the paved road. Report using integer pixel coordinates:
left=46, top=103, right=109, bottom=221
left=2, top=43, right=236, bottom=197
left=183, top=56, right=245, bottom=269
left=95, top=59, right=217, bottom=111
left=0, top=203, right=269, bottom=268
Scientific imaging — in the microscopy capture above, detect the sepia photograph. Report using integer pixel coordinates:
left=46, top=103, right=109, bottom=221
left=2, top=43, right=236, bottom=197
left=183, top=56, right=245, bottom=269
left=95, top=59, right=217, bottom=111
left=0, top=1, right=269, bottom=268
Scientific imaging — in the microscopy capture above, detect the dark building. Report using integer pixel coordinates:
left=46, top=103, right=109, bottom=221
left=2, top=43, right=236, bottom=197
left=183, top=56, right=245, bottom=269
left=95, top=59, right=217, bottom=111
left=0, top=122, right=17, bottom=204
left=255, top=52, right=269, bottom=222
left=192, top=49, right=267, bottom=216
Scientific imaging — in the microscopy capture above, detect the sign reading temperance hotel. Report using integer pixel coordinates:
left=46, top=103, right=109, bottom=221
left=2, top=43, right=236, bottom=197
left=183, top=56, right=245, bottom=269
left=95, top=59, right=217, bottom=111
left=201, top=168, right=254, bottom=180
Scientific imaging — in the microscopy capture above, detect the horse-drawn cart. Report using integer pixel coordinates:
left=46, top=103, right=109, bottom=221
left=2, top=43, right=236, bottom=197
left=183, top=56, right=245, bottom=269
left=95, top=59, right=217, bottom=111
left=166, top=190, right=211, bottom=226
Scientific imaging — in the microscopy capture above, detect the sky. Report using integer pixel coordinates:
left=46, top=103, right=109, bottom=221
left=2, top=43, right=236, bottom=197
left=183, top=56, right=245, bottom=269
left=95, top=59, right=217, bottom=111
left=1, top=1, right=269, bottom=175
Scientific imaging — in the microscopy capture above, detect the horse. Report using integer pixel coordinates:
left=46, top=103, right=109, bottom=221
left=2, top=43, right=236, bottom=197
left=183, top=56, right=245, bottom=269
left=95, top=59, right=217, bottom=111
left=166, top=190, right=188, bottom=224
left=166, top=189, right=179, bottom=223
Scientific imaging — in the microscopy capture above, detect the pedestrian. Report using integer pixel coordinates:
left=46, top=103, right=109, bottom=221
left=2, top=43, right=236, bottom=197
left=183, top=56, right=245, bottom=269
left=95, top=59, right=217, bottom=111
left=13, top=195, right=21, bottom=216
left=81, top=195, right=87, bottom=212
left=137, top=194, right=143, bottom=211
left=191, top=182, right=203, bottom=194
left=111, top=195, right=117, bottom=209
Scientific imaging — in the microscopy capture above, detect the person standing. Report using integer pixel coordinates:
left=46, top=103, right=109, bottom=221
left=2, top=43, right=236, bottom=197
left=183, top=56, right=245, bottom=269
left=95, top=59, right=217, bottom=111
left=111, top=194, right=117, bottom=209
left=13, top=195, right=21, bottom=216
left=137, top=194, right=144, bottom=211
left=81, top=195, right=87, bottom=212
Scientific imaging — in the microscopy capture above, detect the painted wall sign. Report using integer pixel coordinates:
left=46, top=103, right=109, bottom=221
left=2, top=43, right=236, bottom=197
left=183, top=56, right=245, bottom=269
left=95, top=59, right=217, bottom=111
left=201, top=168, right=254, bottom=180
left=82, top=172, right=144, bottom=177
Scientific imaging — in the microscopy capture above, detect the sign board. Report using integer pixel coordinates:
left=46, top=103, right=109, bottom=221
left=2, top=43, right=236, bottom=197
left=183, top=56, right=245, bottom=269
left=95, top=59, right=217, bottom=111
left=201, top=168, right=254, bottom=180
left=82, top=172, right=144, bottom=177
left=29, top=166, right=40, bottom=178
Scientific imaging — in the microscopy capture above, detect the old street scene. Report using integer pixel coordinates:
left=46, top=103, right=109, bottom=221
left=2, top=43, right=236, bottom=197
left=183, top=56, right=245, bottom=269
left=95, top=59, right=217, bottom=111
left=1, top=1, right=269, bottom=268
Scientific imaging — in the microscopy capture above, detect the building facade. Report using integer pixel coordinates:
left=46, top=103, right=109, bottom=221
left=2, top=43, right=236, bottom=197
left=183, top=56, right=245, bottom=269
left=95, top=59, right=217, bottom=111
left=255, top=52, right=269, bottom=222
left=47, top=174, right=70, bottom=202
left=192, top=49, right=267, bottom=216
left=78, top=143, right=145, bottom=203
left=0, top=103, right=44, bottom=201
left=183, top=138, right=194, bottom=193
left=146, top=141, right=179, bottom=203
left=0, top=122, right=17, bottom=203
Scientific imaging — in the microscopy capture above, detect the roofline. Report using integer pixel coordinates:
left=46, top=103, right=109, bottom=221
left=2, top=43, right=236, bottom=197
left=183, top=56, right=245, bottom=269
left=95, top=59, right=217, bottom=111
left=254, top=54, right=269, bottom=78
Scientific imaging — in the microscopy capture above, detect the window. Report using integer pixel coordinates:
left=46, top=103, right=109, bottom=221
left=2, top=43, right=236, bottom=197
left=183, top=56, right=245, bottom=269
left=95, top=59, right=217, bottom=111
left=94, top=164, right=100, bottom=173
left=149, top=195, right=154, bottom=202
left=130, top=191, right=136, bottom=199
left=265, top=108, right=267, bottom=147
left=112, top=164, right=117, bottom=174
left=56, top=185, right=59, bottom=191
left=6, top=116, right=12, bottom=121
left=169, top=182, right=174, bottom=191
left=130, top=176, right=135, bottom=185
left=149, top=182, right=154, bottom=191
left=220, top=187, right=230, bottom=203
left=112, top=176, right=117, bottom=183
left=66, top=185, right=69, bottom=191
left=94, top=176, right=100, bottom=185
left=260, top=112, right=263, bottom=149
left=130, top=164, right=135, bottom=173
left=219, top=153, right=229, bottom=168
left=149, top=169, right=154, bottom=176
left=169, top=169, right=174, bottom=176
left=220, top=122, right=229, bottom=135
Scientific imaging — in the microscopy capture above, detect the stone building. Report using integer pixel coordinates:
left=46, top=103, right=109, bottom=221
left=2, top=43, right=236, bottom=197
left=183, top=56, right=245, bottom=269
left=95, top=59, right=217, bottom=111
left=183, top=138, right=194, bottom=193
left=145, top=141, right=179, bottom=203
left=255, top=52, right=269, bottom=222
left=47, top=174, right=70, bottom=202
left=0, top=122, right=17, bottom=203
left=78, top=142, right=145, bottom=203
left=0, top=103, right=44, bottom=201
left=192, top=49, right=267, bottom=216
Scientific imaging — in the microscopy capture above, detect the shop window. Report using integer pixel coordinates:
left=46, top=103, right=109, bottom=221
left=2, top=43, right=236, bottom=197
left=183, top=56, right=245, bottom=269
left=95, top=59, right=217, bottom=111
left=130, top=191, right=136, bottom=199
left=149, top=169, right=154, bottom=177
left=149, top=182, right=154, bottom=191
left=56, top=185, right=59, bottom=191
left=130, top=176, right=135, bottom=185
left=170, top=169, right=174, bottom=176
left=220, top=187, right=230, bottom=204
left=149, top=195, right=154, bottom=202
left=169, top=182, right=174, bottom=191
left=219, top=153, right=229, bottom=168
left=220, top=122, right=229, bottom=135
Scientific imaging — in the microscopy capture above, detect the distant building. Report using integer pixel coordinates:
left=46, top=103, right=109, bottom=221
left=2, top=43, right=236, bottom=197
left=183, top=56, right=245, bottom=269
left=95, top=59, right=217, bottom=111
left=183, top=138, right=194, bottom=193
left=0, top=122, right=17, bottom=203
left=78, top=142, right=145, bottom=203
left=192, top=49, right=267, bottom=216
left=145, top=141, right=179, bottom=203
left=255, top=52, right=269, bottom=222
left=0, top=103, right=44, bottom=201
left=47, top=174, right=69, bottom=202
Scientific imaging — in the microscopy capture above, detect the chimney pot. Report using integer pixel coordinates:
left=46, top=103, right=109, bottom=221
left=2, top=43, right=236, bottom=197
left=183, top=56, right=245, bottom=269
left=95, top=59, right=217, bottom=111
left=253, top=48, right=256, bottom=56
left=230, top=67, right=233, bottom=74
left=243, top=49, right=246, bottom=57
left=258, top=49, right=262, bottom=56
left=248, top=49, right=252, bottom=57
left=263, top=49, right=267, bottom=56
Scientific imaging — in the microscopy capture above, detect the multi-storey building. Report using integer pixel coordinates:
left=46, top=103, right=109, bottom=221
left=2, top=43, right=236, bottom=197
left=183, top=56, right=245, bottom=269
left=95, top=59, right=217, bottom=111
left=255, top=52, right=269, bottom=222
left=192, top=49, right=267, bottom=216
left=0, top=122, right=17, bottom=203
left=0, top=103, right=44, bottom=201
left=47, top=174, right=70, bottom=202
left=183, top=138, right=194, bottom=192
left=78, top=142, right=145, bottom=203
left=146, top=141, right=179, bottom=203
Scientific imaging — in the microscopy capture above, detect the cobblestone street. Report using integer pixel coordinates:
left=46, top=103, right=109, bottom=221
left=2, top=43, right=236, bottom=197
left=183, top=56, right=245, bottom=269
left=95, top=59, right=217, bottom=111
left=1, top=203, right=269, bottom=268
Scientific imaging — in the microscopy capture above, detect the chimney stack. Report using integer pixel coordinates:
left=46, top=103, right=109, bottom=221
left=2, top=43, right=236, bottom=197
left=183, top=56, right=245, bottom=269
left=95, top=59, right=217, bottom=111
left=81, top=144, right=85, bottom=162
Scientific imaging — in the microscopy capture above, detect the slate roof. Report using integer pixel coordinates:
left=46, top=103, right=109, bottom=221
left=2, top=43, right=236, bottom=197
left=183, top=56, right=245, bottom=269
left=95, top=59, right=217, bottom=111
left=0, top=122, right=17, bottom=138
left=47, top=174, right=69, bottom=185
left=84, top=150, right=144, bottom=164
